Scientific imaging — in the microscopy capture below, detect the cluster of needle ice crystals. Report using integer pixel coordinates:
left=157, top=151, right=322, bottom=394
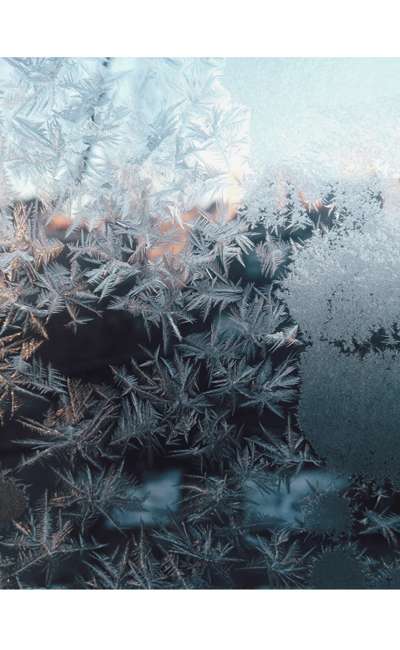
left=0, top=58, right=251, bottom=232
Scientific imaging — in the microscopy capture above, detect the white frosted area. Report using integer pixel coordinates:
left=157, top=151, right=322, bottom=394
left=5, top=58, right=400, bottom=215
left=0, top=58, right=104, bottom=203
left=224, top=58, right=400, bottom=186
left=3, top=58, right=400, bottom=208
left=0, top=58, right=252, bottom=224
left=283, top=199, right=400, bottom=343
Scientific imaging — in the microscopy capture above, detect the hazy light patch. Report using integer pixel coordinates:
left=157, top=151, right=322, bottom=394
left=106, top=469, right=182, bottom=529
left=224, top=58, right=400, bottom=182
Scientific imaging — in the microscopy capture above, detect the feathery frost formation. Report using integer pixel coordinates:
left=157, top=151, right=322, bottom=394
left=0, top=58, right=399, bottom=588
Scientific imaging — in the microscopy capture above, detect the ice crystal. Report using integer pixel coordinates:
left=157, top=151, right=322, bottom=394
left=0, top=58, right=251, bottom=237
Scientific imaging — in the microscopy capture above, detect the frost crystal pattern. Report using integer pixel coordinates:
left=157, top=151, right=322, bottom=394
left=1, top=57, right=400, bottom=589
